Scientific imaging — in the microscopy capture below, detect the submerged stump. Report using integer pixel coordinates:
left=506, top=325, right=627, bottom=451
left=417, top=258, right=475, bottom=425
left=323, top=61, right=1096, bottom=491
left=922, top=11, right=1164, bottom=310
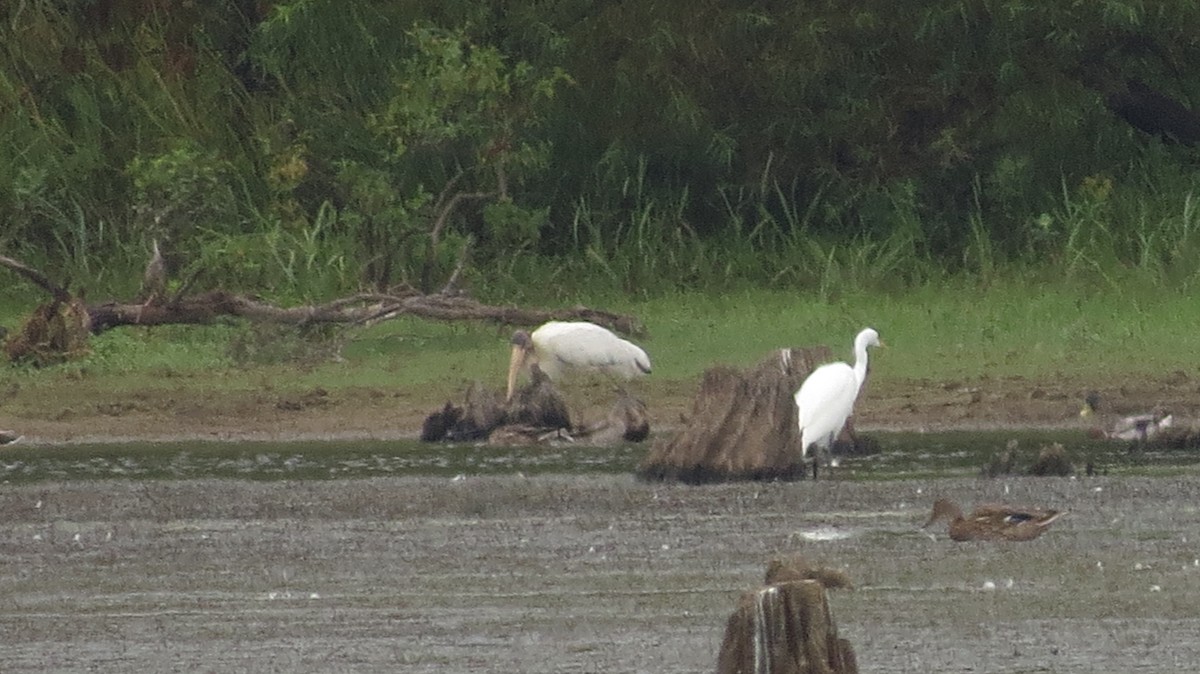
left=421, top=369, right=651, bottom=446
left=639, top=347, right=836, bottom=483
left=420, top=381, right=510, bottom=442
left=980, top=441, right=1076, bottom=477
left=716, top=566, right=858, bottom=674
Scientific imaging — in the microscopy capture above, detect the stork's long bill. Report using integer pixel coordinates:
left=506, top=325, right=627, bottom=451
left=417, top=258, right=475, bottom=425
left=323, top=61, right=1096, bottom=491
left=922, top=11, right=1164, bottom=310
left=506, top=345, right=527, bottom=401
left=506, top=330, right=535, bottom=401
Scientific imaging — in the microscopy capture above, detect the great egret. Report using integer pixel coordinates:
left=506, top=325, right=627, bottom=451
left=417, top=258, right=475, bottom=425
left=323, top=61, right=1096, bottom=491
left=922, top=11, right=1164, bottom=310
left=922, top=498, right=1063, bottom=542
left=1080, top=391, right=1173, bottom=442
left=793, top=327, right=882, bottom=476
left=506, top=321, right=651, bottom=401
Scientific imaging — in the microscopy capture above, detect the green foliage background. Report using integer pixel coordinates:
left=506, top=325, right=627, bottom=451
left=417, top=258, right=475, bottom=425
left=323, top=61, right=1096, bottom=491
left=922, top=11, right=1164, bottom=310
left=3, top=0, right=1200, bottom=301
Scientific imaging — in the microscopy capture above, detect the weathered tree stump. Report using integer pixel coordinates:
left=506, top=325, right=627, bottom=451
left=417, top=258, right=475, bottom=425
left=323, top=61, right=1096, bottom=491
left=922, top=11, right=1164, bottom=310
left=4, top=297, right=92, bottom=366
left=716, top=564, right=858, bottom=674
left=420, top=381, right=508, bottom=441
left=638, top=347, right=832, bottom=483
left=505, top=366, right=571, bottom=430
left=1027, top=443, right=1074, bottom=476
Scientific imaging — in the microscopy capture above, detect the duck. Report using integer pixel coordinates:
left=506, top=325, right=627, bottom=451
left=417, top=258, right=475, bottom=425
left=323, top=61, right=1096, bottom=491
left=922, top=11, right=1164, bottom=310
left=922, top=498, right=1063, bottom=542
left=1080, top=391, right=1173, bottom=442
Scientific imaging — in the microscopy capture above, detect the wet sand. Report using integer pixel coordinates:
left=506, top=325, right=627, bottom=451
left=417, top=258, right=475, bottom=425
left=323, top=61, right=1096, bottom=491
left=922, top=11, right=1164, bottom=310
left=3, top=473, right=1200, bottom=672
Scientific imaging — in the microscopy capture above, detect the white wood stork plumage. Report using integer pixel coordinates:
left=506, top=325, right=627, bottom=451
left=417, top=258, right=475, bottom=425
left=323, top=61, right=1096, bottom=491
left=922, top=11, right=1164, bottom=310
left=794, top=328, right=882, bottom=474
left=506, top=321, right=651, bottom=401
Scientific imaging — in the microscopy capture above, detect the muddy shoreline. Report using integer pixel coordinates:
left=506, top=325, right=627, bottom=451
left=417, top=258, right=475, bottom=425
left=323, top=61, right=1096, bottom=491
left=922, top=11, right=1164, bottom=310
left=4, top=373, right=1196, bottom=444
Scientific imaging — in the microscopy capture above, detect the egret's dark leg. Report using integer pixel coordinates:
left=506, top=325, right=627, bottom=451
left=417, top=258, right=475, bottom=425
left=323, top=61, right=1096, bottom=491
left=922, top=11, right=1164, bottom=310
left=841, top=418, right=860, bottom=452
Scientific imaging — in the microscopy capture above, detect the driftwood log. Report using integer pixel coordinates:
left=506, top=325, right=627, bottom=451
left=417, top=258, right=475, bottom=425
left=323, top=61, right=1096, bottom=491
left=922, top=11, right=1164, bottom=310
left=639, top=347, right=854, bottom=484
left=717, top=558, right=858, bottom=674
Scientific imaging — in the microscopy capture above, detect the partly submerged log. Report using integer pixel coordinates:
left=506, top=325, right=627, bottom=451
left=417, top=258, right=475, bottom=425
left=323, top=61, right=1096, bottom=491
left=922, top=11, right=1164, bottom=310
left=717, top=565, right=858, bottom=674
left=639, top=347, right=834, bottom=483
left=419, top=382, right=508, bottom=442
left=421, top=376, right=650, bottom=446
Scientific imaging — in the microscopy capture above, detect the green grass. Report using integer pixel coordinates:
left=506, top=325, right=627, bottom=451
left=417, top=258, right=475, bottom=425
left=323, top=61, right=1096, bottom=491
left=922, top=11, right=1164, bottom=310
left=0, top=275, right=1195, bottom=401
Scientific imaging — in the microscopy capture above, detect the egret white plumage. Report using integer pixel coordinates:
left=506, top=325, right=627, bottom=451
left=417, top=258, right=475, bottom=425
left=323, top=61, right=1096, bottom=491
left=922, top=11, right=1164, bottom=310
left=794, top=327, right=882, bottom=475
left=505, top=321, right=651, bottom=401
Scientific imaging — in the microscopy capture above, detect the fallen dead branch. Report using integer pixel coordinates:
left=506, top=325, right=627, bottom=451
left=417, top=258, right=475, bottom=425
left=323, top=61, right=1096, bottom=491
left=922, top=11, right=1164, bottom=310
left=0, top=254, right=644, bottom=365
left=84, top=289, right=643, bottom=336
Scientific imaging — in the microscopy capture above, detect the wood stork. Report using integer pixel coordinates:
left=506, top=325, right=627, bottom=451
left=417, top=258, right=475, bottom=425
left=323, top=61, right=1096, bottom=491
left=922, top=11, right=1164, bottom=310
left=793, top=327, right=882, bottom=476
left=505, top=321, right=651, bottom=401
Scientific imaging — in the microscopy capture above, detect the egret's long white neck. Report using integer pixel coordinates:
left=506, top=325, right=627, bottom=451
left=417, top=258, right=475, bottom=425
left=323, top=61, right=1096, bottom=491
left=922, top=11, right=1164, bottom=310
left=852, top=338, right=871, bottom=386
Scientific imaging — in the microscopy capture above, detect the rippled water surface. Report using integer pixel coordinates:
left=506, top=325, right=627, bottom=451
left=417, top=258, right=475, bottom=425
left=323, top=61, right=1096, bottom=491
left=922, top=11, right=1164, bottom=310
left=2, top=430, right=1196, bottom=483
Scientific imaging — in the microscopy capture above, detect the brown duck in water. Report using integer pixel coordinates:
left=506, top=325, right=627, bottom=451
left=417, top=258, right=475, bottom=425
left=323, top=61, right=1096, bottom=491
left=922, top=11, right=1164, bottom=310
left=923, top=498, right=1063, bottom=542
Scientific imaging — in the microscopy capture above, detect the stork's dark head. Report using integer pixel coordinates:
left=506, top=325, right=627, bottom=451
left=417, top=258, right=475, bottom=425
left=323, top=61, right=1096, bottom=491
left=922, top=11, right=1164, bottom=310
left=511, top=330, right=533, bottom=349
left=506, top=330, right=537, bottom=401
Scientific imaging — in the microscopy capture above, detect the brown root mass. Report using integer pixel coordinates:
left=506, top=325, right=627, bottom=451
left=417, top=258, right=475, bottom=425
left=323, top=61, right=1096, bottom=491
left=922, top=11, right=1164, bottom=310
left=638, top=347, right=833, bottom=484
left=1027, top=443, right=1074, bottom=476
left=420, top=377, right=650, bottom=447
left=4, top=297, right=93, bottom=366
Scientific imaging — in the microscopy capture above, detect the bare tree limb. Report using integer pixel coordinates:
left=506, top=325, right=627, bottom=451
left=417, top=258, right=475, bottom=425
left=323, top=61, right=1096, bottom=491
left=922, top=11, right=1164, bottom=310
left=424, top=189, right=495, bottom=293
left=352, top=294, right=643, bottom=336
left=432, top=170, right=466, bottom=215
left=0, top=255, right=71, bottom=302
left=440, top=236, right=473, bottom=295
left=429, top=191, right=496, bottom=249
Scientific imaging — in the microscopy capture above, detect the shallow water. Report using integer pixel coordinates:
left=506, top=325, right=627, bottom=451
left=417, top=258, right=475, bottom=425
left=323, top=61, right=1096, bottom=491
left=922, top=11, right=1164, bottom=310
left=1, top=430, right=1195, bottom=484
left=4, top=472, right=1200, bottom=673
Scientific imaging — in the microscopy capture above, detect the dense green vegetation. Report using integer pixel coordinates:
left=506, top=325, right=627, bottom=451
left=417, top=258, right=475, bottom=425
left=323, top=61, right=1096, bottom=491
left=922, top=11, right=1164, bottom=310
left=3, top=1, right=1200, bottom=303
